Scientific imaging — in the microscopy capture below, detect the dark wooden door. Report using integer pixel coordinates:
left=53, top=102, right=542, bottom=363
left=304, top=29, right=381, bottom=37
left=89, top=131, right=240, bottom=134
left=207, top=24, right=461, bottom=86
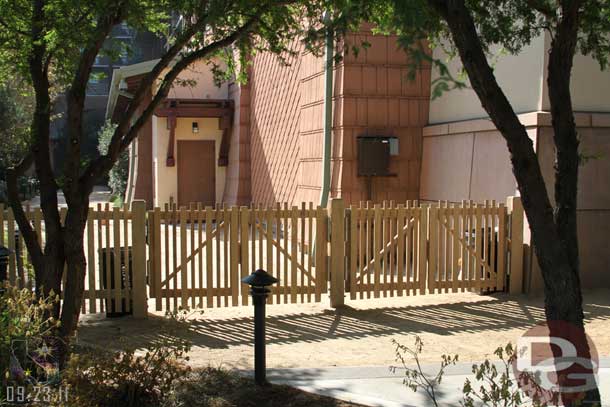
left=178, top=140, right=215, bottom=207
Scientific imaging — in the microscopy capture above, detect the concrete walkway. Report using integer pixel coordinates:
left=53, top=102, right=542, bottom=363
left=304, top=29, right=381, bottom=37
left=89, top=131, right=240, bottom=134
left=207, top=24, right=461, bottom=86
left=265, top=359, right=610, bottom=406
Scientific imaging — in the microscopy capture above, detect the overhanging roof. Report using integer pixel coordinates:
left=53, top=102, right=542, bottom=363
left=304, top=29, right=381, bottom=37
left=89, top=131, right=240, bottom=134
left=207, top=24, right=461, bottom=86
left=105, top=59, right=160, bottom=121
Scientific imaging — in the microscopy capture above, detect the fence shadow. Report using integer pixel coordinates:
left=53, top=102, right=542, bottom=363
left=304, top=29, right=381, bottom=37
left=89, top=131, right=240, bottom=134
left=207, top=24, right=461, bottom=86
left=77, top=291, right=610, bottom=352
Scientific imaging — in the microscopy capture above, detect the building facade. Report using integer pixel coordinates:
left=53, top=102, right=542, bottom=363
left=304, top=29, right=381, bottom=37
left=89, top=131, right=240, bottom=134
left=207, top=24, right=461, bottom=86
left=108, top=29, right=610, bottom=293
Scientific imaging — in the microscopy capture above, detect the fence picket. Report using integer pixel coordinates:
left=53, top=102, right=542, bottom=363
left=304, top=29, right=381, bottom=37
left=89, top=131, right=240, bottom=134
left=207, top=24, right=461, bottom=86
left=240, top=207, right=250, bottom=306
left=497, top=204, right=507, bottom=291
left=281, top=203, right=287, bottom=302
left=396, top=205, right=406, bottom=296
left=205, top=207, right=214, bottom=307
left=230, top=207, right=239, bottom=306
left=87, top=213, right=96, bottom=313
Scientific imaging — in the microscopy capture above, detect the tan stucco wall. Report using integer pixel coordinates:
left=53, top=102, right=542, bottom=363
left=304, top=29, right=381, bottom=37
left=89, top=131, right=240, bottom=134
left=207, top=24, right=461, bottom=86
left=528, top=120, right=610, bottom=292
left=420, top=112, right=610, bottom=292
left=419, top=116, right=540, bottom=202
left=540, top=33, right=610, bottom=113
left=152, top=116, right=225, bottom=207
left=131, top=91, right=154, bottom=208
left=165, top=60, right=229, bottom=99
left=429, top=33, right=610, bottom=124
left=429, top=36, right=546, bottom=124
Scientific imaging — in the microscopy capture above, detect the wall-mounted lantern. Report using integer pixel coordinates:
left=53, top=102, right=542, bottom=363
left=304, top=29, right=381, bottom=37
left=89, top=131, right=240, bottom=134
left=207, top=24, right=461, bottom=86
left=192, top=122, right=199, bottom=133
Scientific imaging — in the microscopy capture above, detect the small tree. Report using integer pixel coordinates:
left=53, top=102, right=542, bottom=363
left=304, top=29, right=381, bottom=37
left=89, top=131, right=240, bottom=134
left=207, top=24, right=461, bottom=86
left=97, top=121, right=128, bottom=201
left=366, top=0, right=609, bottom=404
left=0, top=0, right=352, bottom=364
left=0, top=81, right=34, bottom=181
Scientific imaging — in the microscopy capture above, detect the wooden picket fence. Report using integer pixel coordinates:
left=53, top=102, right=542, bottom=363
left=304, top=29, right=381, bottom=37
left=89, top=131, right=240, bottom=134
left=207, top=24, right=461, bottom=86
left=0, top=197, right=524, bottom=317
left=0, top=202, right=147, bottom=317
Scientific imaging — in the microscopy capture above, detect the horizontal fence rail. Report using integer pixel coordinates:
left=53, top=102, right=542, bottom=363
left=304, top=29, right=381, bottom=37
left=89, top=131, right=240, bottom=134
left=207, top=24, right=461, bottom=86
left=0, top=197, right=524, bottom=317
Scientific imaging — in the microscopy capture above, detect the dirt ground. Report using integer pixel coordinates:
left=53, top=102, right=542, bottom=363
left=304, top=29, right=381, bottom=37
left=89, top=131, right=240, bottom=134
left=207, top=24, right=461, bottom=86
left=77, top=289, right=610, bottom=369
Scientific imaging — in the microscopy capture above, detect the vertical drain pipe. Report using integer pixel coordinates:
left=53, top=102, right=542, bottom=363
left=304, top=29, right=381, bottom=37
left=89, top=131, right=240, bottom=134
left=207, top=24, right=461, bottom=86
left=313, top=12, right=334, bottom=266
left=319, top=12, right=333, bottom=209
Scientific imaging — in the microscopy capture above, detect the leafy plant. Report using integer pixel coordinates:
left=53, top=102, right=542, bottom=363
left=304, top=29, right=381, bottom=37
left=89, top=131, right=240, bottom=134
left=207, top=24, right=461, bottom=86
left=390, top=337, right=458, bottom=407
left=0, top=282, right=62, bottom=402
left=391, top=337, right=549, bottom=407
left=462, top=344, right=546, bottom=407
left=62, top=339, right=191, bottom=407
left=60, top=306, right=197, bottom=407
left=97, top=121, right=128, bottom=200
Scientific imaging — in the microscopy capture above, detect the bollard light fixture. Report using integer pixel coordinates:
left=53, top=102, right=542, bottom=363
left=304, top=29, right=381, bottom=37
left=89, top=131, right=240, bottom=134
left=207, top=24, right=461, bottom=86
left=241, top=269, right=278, bottom=386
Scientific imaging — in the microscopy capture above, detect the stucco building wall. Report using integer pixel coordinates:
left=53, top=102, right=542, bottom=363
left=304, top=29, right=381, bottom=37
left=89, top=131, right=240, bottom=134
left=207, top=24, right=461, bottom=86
left=420, top=112, right=610, bottom=292
left=153, top=117, right=225, bottom=207
left=529, top=115, right=610, bottom=292
left=429, top=36, right=546, bottom=124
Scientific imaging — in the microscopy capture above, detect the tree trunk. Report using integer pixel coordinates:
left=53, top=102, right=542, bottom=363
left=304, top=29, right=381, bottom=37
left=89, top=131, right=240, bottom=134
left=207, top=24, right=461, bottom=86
left=56, top=198, right=90, bottom=367
left=427, top=1, right=600, bottom=404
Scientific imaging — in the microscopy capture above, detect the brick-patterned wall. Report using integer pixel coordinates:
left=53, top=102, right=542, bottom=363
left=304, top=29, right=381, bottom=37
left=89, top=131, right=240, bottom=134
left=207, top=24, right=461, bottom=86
left=223, top=81, right=252, bottom=205
left=294, top=51, right=341, bottom=204
left=249, top=31, right=431, bottom=206
left=250, top=40, right=304, bottom=205
left=338, top=31, right=431, bottom=204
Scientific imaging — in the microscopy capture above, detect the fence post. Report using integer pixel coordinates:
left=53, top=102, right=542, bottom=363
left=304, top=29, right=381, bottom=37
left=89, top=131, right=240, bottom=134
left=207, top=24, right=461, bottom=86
left=315, top=206, right=328, bottom=299
left=329, top=198, right=345, bottom=308
left=507, top=196, right=524, bottom=295
left=131, top=200, right=148, bottom=318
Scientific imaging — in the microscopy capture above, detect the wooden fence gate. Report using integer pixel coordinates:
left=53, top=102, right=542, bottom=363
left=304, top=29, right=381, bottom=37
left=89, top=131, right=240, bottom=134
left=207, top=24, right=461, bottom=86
left=345, top=199, right=522, bottom=301
left=0, top=197, right=524, bottom=316
left=146, top=204, right=329, bottom=313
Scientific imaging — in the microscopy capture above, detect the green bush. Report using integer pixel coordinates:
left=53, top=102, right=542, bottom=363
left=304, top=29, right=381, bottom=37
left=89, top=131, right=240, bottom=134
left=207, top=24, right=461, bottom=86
left=97, top=121, right=129, bottom=200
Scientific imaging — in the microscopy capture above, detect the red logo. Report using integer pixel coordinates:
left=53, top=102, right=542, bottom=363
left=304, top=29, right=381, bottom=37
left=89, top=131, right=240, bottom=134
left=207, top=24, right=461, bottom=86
left=513, top=321, right=599, bottom=405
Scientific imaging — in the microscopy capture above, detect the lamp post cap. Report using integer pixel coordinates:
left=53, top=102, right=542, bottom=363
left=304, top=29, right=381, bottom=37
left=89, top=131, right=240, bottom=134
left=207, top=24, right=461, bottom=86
left=241, top=269, right=278, bottom=287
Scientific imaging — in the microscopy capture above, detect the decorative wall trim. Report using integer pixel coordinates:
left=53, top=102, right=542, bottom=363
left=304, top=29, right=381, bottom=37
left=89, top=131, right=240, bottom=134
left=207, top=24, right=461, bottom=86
left=423, top=111, right=610, bottom=137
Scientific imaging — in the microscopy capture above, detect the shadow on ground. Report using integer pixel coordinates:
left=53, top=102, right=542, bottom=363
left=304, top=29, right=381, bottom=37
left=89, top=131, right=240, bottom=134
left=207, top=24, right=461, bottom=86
left=77, top=291, right=610, bottom=352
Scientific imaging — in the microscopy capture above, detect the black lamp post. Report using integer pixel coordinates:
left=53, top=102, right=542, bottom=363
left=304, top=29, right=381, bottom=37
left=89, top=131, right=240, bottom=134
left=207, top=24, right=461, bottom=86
left=241, top=269, right=278, bottom=386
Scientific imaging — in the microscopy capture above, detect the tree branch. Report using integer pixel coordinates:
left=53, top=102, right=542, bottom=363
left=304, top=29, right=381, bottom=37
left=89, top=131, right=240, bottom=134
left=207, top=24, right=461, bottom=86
left=28, top=0, right=62, bottom=241
left=547, top=0, right=583, bottom=271
left=5, top=168, right=43, bottom=262
left=64, top=1, right=129, bottom=201
left=81, top=9, right=264, bottom=188
left=526, top=0, right=557, bottom=19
